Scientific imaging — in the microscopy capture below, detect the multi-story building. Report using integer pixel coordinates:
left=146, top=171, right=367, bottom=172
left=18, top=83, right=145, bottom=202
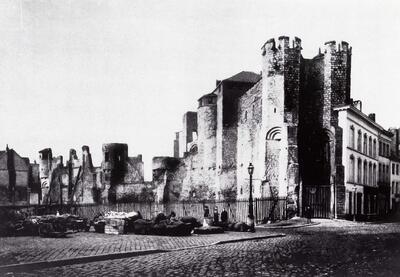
left=378, top=131, right=392, bottom=215
left=389, top=128, right=400, bottom=211
left=335, top=107, right=385, bottom=219
left=390, top=158, right=400, bottom=210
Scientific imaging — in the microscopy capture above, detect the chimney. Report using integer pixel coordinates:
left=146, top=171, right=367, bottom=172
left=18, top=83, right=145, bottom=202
left=368, top=113, right=376, bottom=122
left=353, top=100, right=362, bottom=111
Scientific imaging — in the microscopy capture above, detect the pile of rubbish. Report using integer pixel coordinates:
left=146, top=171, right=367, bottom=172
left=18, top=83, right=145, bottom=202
left=0, top=208, right=254, bottom=237
left=0, top=210, right=90, bottom=237
left=93, top=211, right=143, bottom=235
left=131, top=214, right=202, bottom=236
left=92, top=211, right=202, bottom=236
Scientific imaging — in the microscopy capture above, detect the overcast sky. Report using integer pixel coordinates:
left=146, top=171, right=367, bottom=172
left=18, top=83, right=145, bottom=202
left=0, top=0, right=399, bottom=180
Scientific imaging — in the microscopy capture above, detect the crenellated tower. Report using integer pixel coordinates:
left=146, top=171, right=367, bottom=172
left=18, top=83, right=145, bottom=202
left=260, top=36, right=302, bottom=215
left=323, top=40, right=352, bottom=128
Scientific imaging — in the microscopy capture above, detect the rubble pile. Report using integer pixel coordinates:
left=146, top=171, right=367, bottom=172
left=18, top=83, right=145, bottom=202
left=0, top=210, right=90, bottom=237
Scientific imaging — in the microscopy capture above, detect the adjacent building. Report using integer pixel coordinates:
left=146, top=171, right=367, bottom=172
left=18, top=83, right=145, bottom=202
left=335, top=106, right=390, bottom=219
left=0, top=146, right=40, bottom=205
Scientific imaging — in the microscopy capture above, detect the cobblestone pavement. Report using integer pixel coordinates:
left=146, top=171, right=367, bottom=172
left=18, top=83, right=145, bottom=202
left=8, top=219, right=400, bottom=276
left=0, top=228, right=279, bottom=265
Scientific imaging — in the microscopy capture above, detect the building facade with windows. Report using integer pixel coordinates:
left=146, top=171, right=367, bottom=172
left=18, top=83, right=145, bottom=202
left=390, top=158, right=400, bottom=210
left=377, top=131, right=392, bottom=215
left=336, top=106, right=381, bottom=218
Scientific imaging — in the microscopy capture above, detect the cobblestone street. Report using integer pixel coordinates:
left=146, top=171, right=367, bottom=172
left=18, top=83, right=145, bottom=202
left=0, top=228, right=280, bottom=265
left=3, top=220, right=400, bottom=276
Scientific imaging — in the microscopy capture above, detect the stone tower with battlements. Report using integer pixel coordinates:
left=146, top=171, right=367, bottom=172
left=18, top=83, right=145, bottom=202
left=259, top=36, right=301, bottom=215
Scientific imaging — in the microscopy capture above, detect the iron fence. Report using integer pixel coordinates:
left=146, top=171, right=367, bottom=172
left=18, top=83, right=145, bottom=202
left=0, top=197, right=287, bottom=223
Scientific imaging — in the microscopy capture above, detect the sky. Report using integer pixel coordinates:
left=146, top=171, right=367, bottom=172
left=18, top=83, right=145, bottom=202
left=0, top=0, right=400, bottom=180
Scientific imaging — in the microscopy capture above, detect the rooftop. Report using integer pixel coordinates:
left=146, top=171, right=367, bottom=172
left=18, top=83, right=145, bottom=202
left=223, top=71, right=261, bottom=83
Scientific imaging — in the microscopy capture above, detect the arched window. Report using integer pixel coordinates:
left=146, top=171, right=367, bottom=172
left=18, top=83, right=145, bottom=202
left=368, top=137, right=372, bottom=156
left=266, top=127, right=282, bottom=141
left=363, top=134, right=367, bottom=154
left=189, top=145, right=198, bottom=154
left=357, top=158, right=362, bottom=183
left=349, top=155, right=355, bottom=182
left=357, top=130, right=362, bottom=151
left=363, top=160, right=368, bottom=185
left=349, top=126, right=355, bottom=149
left=244, top=111, right=247, bottom=121
left=192, top=131, right=198, bottom=141
left=369, top=162, right=372, bottom=185
left=373, top=139, right=377, bottom=157
left=387, top=165, right=390, bottom=182
left=373, top=164, right=377, bottom=186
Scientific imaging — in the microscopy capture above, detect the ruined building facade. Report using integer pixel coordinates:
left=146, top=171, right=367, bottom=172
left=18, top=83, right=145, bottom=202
left=39, top=143, right=151, bottom=204
left=153, top=36, right=359, bottom=218
left=0, top=146, right=40, bottom=205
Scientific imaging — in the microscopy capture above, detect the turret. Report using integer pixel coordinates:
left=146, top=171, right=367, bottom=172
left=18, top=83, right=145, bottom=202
left=260, top=36, right=301, bottom=207
left=197, top=93, right=217, bottom=169
left=323, top=40, right=352, bottom=110
left=261, top=36, right=301, bottom=124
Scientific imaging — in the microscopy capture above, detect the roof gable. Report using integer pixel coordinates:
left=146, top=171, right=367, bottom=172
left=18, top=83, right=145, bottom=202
left=11, top=151, right=30, bottom=171
left=223, top=71, right=261, bottom=83
left=0, top=152, right=7, bottom=170
left=0, top=150, right=30, bottom=171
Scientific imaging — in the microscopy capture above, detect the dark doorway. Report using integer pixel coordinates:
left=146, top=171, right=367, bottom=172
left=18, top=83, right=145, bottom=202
left=303, top=185, right=331, bottom=218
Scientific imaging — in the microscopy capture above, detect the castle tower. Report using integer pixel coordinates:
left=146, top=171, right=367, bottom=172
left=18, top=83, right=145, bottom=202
left=323, top=40, right=352, bottom=128
left=259, top=36, right=301, bottom=215
left=323, top=40, right=352, bottom=216
left=197, top=93, right=217, bottom=169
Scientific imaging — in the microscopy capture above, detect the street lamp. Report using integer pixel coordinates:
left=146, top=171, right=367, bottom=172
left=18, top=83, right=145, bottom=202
left=353, top=185, right=357, bottom=222
left=248, top=163, right=255, bottom=232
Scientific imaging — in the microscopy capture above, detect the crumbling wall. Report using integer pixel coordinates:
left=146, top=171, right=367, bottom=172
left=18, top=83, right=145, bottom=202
left=115, top=181, right=154, bottom=202
left=182, top=112, right=198, bottom=153
left=236, top=81, right=263, bottom=199
left=0, top=149, right=30, bottom=205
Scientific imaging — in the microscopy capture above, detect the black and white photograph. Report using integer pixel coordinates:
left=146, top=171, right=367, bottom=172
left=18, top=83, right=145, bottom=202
left=0, top=0, right=400, bottom=276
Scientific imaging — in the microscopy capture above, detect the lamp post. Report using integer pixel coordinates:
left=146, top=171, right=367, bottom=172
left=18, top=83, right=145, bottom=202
left=248, top=163, right=255, bottom=232
left=353, top=186, right=357, bottom=222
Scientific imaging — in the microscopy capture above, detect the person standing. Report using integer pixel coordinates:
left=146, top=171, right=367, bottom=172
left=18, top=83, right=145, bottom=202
left=213, top=207, right=219, bottom=224
left=305, top=205, right=312, bottom=224
left=221, top=208, right=228, bottom=223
